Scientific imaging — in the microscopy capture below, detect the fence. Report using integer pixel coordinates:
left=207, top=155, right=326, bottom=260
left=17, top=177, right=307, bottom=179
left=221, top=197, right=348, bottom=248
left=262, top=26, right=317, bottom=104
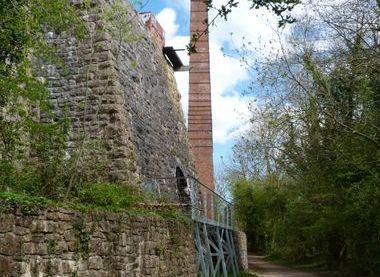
left=141, top=176, right=234, bottom=229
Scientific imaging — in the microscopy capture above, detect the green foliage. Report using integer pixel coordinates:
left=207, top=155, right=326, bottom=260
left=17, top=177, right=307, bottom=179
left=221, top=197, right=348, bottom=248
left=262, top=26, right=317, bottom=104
left=0, top=0, right=85, bottom=199
left=47, top=240, right=57, bottom=255
left=233, top=178, right=289, bottom=253
left=73, top=183, right=142, bottom=212
left=0, top=0, right=143, bottom=202
left=0, top=191, right=52, bottom=213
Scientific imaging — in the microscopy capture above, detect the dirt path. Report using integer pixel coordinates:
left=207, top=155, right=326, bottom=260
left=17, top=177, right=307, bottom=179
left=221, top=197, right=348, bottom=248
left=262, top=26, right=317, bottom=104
left=248, top=255, right=330, bottom=277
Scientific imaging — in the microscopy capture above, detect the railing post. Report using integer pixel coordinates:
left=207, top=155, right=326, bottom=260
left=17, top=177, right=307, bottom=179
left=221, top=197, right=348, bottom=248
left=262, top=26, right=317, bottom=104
left=203, top=192, right=207, bottom=222
left=210, top=192, right=214, bottom=222
left=231, top=206, right=233, bottom=228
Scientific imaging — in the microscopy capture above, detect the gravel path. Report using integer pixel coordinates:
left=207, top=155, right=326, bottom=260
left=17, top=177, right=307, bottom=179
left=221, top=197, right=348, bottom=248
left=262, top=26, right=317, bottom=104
left=248, top=255, right=331, bottom=277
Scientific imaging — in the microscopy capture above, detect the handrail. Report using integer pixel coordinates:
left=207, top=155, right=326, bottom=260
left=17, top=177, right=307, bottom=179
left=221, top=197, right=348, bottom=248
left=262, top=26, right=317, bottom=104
left=144, top=175, right=232, bottom=205
left=141, top=176, right=235, bottom=229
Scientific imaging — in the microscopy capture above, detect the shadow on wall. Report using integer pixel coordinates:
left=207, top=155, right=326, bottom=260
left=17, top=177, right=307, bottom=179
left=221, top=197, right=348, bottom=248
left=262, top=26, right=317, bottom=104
left=176, top=167, right=191, bottom=204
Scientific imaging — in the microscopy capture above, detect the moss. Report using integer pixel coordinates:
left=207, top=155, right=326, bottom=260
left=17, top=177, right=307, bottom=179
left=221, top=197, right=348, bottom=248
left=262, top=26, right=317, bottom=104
left=47, top=240, right=57, bottom=255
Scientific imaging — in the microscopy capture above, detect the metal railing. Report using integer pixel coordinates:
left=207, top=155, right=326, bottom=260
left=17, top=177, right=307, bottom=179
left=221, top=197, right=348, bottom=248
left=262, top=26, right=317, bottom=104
left=141, top=176, right=234, bottom=229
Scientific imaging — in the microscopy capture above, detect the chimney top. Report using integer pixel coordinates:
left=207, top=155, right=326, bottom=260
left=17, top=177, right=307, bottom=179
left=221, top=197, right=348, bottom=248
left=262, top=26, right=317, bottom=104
left=139, top=12, right=165, bottom=49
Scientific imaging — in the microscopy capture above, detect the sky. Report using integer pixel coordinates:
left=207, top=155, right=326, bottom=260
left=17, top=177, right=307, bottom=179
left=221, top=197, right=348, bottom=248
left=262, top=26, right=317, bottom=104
left=134, top=0, right=283, bottom=173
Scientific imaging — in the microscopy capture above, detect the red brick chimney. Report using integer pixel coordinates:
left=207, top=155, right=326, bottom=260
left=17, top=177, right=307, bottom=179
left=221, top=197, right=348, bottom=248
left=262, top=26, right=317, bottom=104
left=140, top=12, right=165, bottom=49
left=188, top=0, right=214, bottom=192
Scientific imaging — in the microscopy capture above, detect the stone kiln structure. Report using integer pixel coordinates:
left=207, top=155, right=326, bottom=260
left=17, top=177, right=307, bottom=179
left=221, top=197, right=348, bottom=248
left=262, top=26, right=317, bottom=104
left=188, top=0, right=215, bottom=191
left=45, top=0, right=193, bottom=189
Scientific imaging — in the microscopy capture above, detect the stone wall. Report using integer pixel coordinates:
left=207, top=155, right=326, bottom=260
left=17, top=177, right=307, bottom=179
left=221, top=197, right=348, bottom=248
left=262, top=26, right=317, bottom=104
left=43, top=0, right=193, bottom=186
left=0, top=208, right=197, bottom=277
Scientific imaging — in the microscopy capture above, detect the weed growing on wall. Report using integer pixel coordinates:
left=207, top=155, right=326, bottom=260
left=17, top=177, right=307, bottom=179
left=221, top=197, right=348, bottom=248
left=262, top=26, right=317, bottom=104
left=73, top=218, right=91, bottom=257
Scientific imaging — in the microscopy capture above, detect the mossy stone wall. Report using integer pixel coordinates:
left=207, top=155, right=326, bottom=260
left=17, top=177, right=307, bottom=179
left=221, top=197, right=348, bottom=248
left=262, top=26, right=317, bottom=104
left=0, top=208, right=197, bottom=276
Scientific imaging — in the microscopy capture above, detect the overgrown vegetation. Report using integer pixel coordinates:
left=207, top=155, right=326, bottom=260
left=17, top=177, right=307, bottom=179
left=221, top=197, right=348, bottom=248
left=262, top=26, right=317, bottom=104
left=72, top=183, right=142, bottom=212
left=0, top=183, right=189, bottom=223
left=0, top=183, right=138, bottom=211
left=0, top=191, right=52, bottom=214
left=228, top=0, right=380, bottom=276
left=0, top=0, right=85, bottom=199
left=0, top=0, right=136, bottom=202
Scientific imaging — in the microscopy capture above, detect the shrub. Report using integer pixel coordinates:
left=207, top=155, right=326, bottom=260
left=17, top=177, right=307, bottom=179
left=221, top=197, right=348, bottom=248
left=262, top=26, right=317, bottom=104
left=75, top=183, right=142, bottom=211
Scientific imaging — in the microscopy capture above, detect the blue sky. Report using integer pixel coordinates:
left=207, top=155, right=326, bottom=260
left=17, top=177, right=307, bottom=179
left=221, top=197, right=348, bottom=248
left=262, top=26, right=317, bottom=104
left=133, top=0, right=283, bottom=174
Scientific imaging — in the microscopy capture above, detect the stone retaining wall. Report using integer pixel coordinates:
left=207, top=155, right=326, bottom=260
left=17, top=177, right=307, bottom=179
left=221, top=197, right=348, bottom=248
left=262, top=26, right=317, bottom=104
left=0, top=208, right=197, bottom=277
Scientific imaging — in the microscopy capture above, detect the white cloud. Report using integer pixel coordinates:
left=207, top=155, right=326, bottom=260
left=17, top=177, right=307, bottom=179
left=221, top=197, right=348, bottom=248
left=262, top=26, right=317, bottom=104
left=156, top=8, right=179, bottom=40
left=213, top=92, right=251, bottom=144
left=209, top=0, right=285, bottom=58
left=209, top=42, right=247, bottom=97
left=209, top=42, right=250, bottom=144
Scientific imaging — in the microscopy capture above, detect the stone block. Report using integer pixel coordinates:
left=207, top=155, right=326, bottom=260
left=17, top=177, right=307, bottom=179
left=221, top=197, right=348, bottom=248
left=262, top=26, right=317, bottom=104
left=0, top=256, right=18, bottom=275
left=0, top=214, right=15, bottom=233
left=61, top=260, right=76, bottom=273
left=88, top=256, right=103, bottom=270
left=0, top=233, right=21, bottom=256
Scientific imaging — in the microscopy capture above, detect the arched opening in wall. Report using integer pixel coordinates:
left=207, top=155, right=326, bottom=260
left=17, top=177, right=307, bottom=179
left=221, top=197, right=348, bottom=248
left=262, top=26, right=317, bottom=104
left=176, top=167, right=190, bottom=204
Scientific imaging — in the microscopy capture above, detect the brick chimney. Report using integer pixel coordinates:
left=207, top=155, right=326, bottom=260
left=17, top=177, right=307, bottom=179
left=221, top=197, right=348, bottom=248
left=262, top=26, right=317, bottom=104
left=139, top=12, right=165, bottom=49
left=188, top=0, right=214, bottom=191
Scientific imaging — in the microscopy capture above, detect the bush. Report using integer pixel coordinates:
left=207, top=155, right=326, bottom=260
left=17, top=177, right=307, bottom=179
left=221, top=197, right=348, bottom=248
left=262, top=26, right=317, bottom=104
left=0, top=191, right=52, bottom=213
left=74, top=183, right=142, bottom=211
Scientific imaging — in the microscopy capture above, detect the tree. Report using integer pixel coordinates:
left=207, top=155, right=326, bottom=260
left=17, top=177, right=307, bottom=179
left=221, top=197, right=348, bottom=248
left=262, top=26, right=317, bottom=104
left=230, top=0, right=380, bottom=274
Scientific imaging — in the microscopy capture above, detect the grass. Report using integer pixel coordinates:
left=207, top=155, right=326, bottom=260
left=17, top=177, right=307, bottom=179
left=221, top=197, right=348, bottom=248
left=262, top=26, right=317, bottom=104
left=72, top=183, right=142, bottom=212
left=0, top=183, right=189, bottom=222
